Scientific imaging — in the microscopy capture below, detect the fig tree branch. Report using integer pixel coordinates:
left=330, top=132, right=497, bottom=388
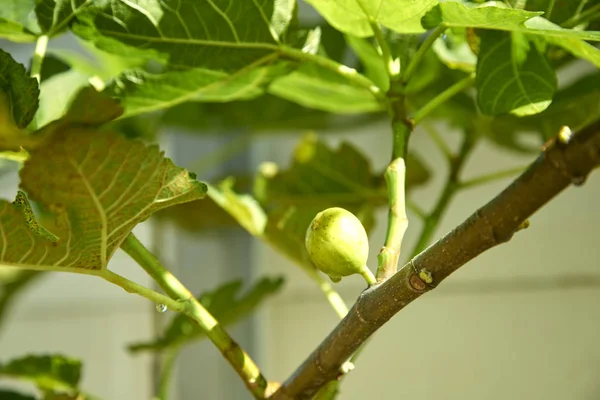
left=271, top=120, right=600, bottom=399
left=121, top=233, right=272, bottom=399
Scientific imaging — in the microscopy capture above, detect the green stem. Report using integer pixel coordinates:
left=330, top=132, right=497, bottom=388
left=376, top=158, right=409, bottom=282
left=121, top=233, right=270, bottom=399
left=100, top=270, right=185, bottom=313
left=279, top=46, right=385, bottom=101
left=413, top=73, right=475, bottom=124
left=460, top=166, right=526, bottom=189
left=304, top=267, right=349, bottom=319
left=157, top=347, right=180, bottom=400
left=409, top=132, right=476, bottom=258
left=30, top=35, right=48, bottom=83
left=402, top=25, right=446, bottom=83
left=562, top=3, right=600, bottom=28
left=369, top=22, right=399, bottom=80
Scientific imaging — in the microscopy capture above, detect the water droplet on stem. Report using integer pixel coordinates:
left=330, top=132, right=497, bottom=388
left=156, top=303, right=167, bottom=313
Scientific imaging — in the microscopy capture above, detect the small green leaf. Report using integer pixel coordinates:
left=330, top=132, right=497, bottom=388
left=0, top=49, right=39, bottom=150
left=0, top=0, right=39, bottom=42
left=304, top=0, right=437, bottom=37
left=129, top=277, right=284, bottom=352
left=268, top=63, right=383, bottom=113
left=476, top=31, right=556, bottom=116
left=0, top=354, right=81, bottom=393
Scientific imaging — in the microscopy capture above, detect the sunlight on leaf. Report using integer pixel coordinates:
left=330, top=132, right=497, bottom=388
left=129, top=277, right=284, bottom=352
left=304, top=0, right=437, bottom=37
left=269, top=63, right=383, bottom=113
left=423, top=2, right=600, bottom=66
left=476, top=31, right=556, bottom=116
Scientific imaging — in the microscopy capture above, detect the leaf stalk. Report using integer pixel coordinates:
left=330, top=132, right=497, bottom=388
left=121, top=233, right=271, bottom=399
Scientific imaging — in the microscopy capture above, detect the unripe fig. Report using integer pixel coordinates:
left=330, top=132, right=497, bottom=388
left=305, top=207, right=376, bottom=285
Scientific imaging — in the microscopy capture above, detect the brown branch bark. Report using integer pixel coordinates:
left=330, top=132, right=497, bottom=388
left=271, top=121, right=600, bottom=400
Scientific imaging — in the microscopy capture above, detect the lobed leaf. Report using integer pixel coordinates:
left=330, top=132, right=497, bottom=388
left=129, top=277, right=284, bottom=352
left=0, top=88, right=205, bottom=273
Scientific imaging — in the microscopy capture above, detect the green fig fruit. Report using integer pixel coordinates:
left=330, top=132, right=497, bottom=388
left=305, top=207, right=376, bottom=285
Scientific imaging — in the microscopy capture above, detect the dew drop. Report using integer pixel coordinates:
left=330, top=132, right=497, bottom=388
left=156, top=303, right=167, bottom=313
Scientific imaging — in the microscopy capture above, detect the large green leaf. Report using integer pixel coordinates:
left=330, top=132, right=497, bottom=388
left=129, top=277, right=284, bottom=352
left=476, top=31, right=557, bottom=116
left=0, top=90, right=206, bottom=272
left=268, top=63, right=383, bottom=113
left=303, top=0, right=438, bottom=37
left=422, top=3, right=600, bottom=65
left=107, top=62, right=292, bottom=118
left=71, top=0, right=296, bottom=71
left=0, top=49, right=39, bottom=150
left=0, top=354, right=81, bottom=393
left=0, top=0, right=38, bottom=42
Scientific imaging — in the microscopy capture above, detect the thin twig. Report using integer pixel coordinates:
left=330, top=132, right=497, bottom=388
left=30, top=35, right=48, bottom=83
